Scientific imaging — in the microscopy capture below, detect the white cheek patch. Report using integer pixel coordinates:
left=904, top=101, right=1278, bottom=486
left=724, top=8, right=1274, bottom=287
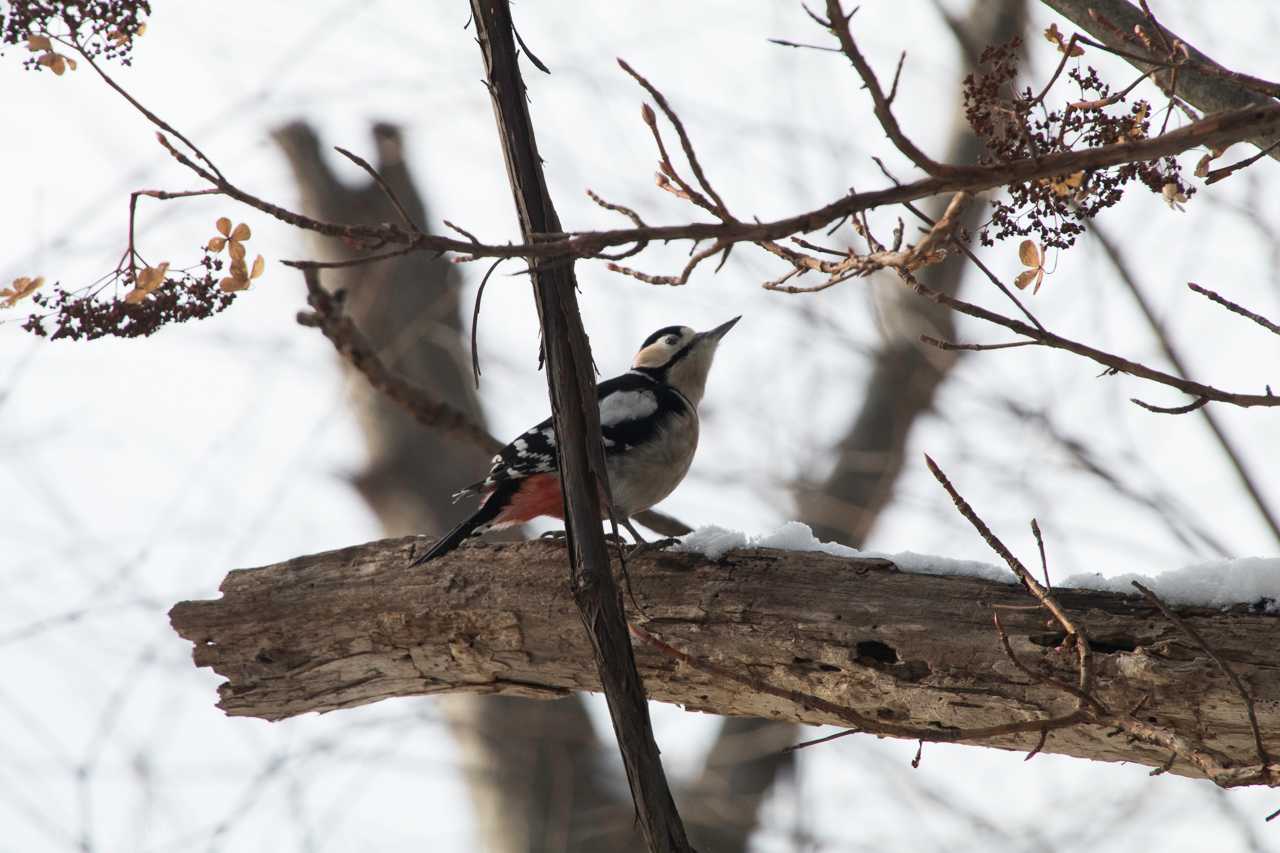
left=632, top=342, right=671, bottom=369
left=600, top=389, right=659, bottom=426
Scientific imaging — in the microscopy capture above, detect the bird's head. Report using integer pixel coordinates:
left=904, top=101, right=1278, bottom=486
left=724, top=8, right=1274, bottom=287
left=630, top=316, right=740, bottom=406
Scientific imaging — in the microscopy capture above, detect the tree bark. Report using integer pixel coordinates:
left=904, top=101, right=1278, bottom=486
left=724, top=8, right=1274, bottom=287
left=171, top=537, right=1280, bottom=787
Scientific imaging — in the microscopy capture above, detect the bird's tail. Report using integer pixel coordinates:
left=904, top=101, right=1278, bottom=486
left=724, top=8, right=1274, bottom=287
left=410, top=482, right=513, bottom=566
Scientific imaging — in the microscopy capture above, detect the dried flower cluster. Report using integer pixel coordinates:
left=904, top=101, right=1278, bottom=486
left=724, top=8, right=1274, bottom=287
left=7, top=213, right=270, bottom=339
left=21, top=266, right=236, bottom=341
left=963, top=37, right=1193, bottom=249
left=3, top=1, right=149, bottom=65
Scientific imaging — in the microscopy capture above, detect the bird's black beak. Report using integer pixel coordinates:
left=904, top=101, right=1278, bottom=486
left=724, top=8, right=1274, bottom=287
left=698, top=315, right=741, bottom=343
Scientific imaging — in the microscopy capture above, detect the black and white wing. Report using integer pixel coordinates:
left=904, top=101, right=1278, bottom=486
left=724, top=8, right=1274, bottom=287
left=456, top=372, right=687, bottom=497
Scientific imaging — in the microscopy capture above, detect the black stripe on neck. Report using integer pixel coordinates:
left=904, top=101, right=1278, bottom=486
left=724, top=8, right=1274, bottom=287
left=630, top=367, right=665, bottom=383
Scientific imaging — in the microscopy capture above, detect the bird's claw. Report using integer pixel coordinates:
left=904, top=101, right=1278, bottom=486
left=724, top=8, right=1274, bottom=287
left=626, top=536, right=681, bottom=558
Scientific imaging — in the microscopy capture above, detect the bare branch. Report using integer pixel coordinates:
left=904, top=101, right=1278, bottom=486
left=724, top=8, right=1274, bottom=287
left=156, top=97, right=1280, bottom=269
left=1189, top=282, right=1280, bottom=337
left=1130, top=396, right=1209, bottom=415
left=823, top=0, right=957, bottom=177
left=333, top=145, right=424, bottom=233
left=908, top=279, right=1280, bottom=409
left=619, top=59, right=731, bottom=218
left=294, top=265, right=503, bottom=455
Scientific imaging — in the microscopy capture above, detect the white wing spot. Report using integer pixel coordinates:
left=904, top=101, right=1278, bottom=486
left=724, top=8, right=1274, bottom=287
left=600, top=390, right=658, bottom=426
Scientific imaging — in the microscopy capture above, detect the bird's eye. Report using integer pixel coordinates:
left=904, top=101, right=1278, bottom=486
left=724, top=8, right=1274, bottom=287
left=665, top=336, right=678, bottom=345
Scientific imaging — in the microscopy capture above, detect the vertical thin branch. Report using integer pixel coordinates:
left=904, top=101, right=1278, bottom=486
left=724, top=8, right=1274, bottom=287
left=468, top=3, right=692, bottom=851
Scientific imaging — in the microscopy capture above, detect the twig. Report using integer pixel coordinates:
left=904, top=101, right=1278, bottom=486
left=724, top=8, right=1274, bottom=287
left=618, top=59, right=731, bottom=217
left=887, top=52, right=907, bottom=105
left=992, top=611, right=1101, bottom=711
left=1025, top=728, right=1049, bottom=762
left=67, top=36, right=226, bottom=182
left=1149, top=751, right=1177, bottom=777
left=910, top=280, right=1280, bottom=409
left=443, top=219, right=481, bottom=244
left=1204, top=138, right=1280, bottom=184
left=470, top=259, right=506, bottom=387
left=920, top=336, right=1039, bottom=352
left=297, top=266, right=503, bottom=455
left=1188, top=282, right=1280, bottom=336
left=823, top=0, right=958, bottom=177
left=1030, top=519, right=1049, bottom=588
left=926, top=455, right=1093, bottom=695
left=758, top=192, right=969, bottom=291
left=876, top=169, right=1045, bottom=334
left=1130, top=395, right=1209, bottom=414
left=785, top=729, right=859, bottom=753
left=510, top=22, right=550, bottom=74
left=282, top=245, right=421, bottom=270
left=924, top=461, right=1271, bottom=787
left=333, top=146, right=423, bottom=233
left=608, top=241, right=726, bottom=286
left=1046, top=0, right=1280, bottom=159
left=766, top=38, right=841, bottom=53
left=586, top=189, right=650, bottom=261
left=126, top=188, right=218, bottom=276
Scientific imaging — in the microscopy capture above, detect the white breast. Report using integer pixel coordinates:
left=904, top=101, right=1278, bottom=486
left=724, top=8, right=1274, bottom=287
left=606, top=408, right=699, bottom=515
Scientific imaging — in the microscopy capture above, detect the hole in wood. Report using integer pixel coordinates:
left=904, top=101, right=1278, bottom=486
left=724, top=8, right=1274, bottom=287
left=855, top=640, right=899, bottom=665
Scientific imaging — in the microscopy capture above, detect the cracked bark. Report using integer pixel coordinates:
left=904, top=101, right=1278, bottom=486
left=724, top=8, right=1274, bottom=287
left=170, top=536, right=1280, bottom=785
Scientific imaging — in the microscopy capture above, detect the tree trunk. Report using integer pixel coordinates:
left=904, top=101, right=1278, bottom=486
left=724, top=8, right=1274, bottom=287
left=171, top=537, right=1280, bottom=787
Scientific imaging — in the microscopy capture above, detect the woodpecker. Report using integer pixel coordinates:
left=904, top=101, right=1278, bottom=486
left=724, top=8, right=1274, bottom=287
left=411, top=316, right=740, bottom=564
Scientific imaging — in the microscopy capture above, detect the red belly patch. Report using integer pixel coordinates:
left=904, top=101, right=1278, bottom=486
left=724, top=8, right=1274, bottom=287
left=494, top=473, right=566, bottom=525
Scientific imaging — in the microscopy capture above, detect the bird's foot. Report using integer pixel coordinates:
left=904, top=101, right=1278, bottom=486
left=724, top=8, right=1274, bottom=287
left=626, top=537, right=681, bottom=558
left=539, top=529, right=631, bottom=546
